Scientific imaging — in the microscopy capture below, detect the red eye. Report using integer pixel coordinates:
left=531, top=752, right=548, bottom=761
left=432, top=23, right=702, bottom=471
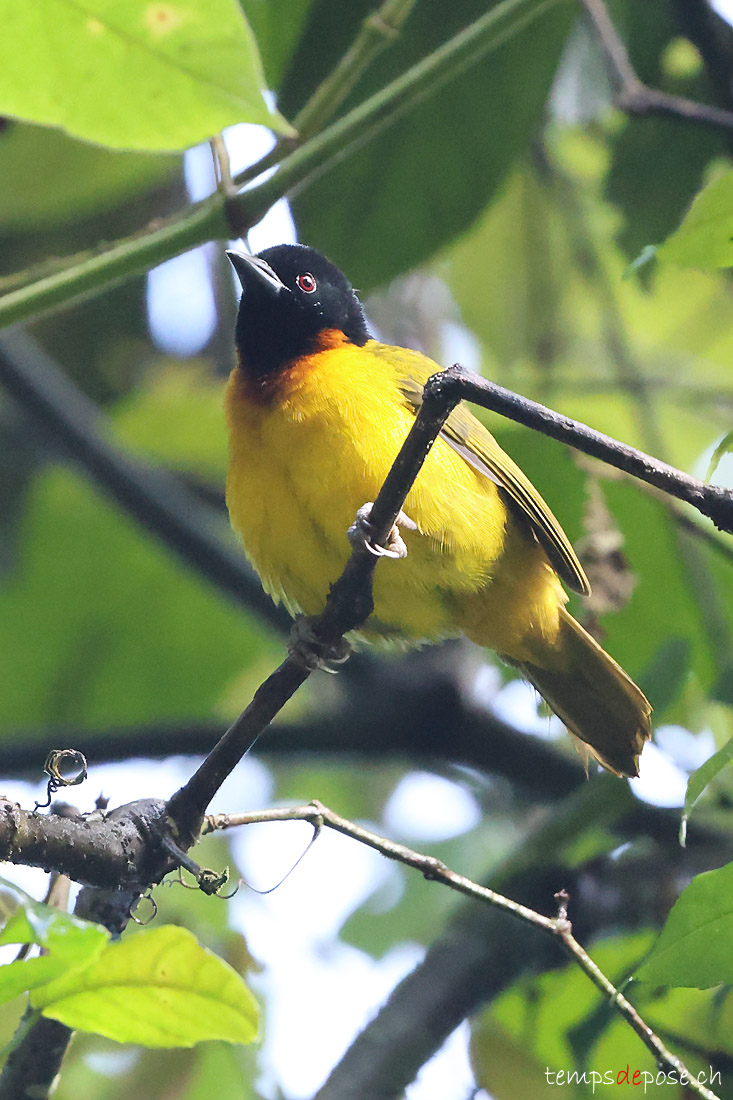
left=296, top=272, right=317, bottom=294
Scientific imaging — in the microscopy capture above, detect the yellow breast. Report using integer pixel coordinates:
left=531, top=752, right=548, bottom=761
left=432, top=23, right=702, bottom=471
left=225, top=337, right=562, bottom=650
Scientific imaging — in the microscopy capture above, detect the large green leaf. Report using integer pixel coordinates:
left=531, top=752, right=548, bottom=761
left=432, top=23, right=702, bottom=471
left=239, top=0, right=314, bottom=89
left=0, top=0, right=290, bottom=151
left=280, top=0, right=574, bottom=289
left=32, top=925, right=259, bottom=1047
left=0, top=882, right=109, bottom=1006
left=0, top=123, right=180, bottom=234
left=638, top=861, right=733, bottom=988
left=657, top=169, right=733, bottom=270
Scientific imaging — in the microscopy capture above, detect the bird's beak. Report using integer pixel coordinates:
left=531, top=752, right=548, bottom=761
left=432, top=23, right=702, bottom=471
left=226, top=250, right=288, bottom=296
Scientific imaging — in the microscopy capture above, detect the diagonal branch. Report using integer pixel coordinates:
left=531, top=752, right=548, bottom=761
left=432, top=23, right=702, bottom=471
left=165, top=369, right=458, bottom=839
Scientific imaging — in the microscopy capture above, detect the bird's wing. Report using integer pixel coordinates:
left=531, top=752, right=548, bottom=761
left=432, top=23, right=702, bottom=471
left=374, top=346, right=590, bottom=596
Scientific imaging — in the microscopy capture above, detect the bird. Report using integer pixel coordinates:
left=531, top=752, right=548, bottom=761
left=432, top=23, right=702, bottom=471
left=224, top=243, right=652, bottom=777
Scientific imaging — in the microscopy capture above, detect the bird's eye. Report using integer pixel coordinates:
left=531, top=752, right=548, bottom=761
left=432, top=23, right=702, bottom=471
left=296, top=272, right=317, bottom=294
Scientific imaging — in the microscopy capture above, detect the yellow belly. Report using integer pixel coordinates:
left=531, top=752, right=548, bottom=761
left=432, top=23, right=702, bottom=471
left=225, top=341, right=564, bottom=656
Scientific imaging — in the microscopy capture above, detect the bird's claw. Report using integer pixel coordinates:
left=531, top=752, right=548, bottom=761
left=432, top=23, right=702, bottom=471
left=348, top=503, right=417, bottom=559
left=288, top=616, right=352, bottom=673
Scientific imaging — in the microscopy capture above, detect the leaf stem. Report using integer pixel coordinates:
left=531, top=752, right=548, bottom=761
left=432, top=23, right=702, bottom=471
left=0, top=195, right=226, bottom=329
left=291, top=0, right=419, bottom=142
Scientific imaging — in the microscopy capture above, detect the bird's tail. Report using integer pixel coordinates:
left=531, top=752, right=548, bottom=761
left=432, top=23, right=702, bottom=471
left=508, top=607, right=652, bottom=777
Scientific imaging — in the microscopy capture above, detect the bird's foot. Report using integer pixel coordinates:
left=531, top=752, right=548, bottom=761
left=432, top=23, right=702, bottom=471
left=348, top=502, right=417, bottom=559
left=288, top=615, right=352, bottom=674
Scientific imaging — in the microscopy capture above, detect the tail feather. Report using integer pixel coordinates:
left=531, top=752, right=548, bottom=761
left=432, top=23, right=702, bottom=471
left=510, top=608, right=652, bottom=778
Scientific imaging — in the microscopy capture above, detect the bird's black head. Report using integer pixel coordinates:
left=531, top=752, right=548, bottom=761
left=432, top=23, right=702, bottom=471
left=228, top=244, right=370, bottom=381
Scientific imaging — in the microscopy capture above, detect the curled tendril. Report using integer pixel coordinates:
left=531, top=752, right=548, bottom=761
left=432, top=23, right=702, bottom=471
left=131, top=893, right=157, bottom=926
left=34, top=749, right=88, bottom=810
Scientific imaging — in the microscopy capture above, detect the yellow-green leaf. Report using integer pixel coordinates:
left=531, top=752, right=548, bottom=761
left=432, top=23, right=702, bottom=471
left=0, top=0, right=292, bottom=150
left=30, top=925, right=259, bottom=1047
left=638, top=862, right=733, bottom=988
left=657, top=169, right=733, bottom=270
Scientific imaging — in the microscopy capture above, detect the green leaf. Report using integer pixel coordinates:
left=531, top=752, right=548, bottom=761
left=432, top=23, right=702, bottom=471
left=0, top=902, right=108, bottom=964
left=0, top=956, right=73, bottom=1006
left=680, top=735, right=733, bottom=847
left=0, top=123, right=180, bottom=234
left=239, top=0, right=314, bottom=89
left=31, top=925, right=259, bottom=1047
left=657, top=169, right=733, bottom=270
left=0, top=885, right=109, bottom=1007
left=706, top=430, right=733, bottom=482
left=0, top=0, right=291, bottom=151
left=281, top=0, right=574, bottom=289
left=0, top=876, right=109, bottom=962
left=638, top=862, right=733, bottom=988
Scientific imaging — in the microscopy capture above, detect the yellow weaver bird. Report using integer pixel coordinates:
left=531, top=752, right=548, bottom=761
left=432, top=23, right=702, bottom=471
left=225, top=244, right=651, bottom=777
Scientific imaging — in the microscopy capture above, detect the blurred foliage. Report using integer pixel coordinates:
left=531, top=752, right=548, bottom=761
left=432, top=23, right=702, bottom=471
left=0, top=125, right=180, bottom=234
left=280, top=0, right=575, bottom=289
left=473, top=932, right=733, bottom=1099
left=1, top=0, right=733, bottom=1096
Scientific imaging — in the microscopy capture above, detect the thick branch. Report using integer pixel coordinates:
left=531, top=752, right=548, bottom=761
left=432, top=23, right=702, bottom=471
left=578, top=0, right=733, bottom=133
left=0, top=797, right=169, bottom=890
left=428, top=365, right=733, bottom=532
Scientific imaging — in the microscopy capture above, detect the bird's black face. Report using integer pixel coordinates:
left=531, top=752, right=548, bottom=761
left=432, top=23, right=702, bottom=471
left=228, top=244, right=370, bottom=381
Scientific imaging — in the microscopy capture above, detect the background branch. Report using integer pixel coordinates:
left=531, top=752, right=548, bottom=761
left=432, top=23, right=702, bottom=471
left=578, top=0, right=733, bottom=133
left=0, top=329, right=289, bottom=635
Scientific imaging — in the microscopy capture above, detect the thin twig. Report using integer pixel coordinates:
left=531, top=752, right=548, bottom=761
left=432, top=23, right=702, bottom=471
left=205, top=801, right=721, bottom=1100
left=578, top=0, right=733, bottom=133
